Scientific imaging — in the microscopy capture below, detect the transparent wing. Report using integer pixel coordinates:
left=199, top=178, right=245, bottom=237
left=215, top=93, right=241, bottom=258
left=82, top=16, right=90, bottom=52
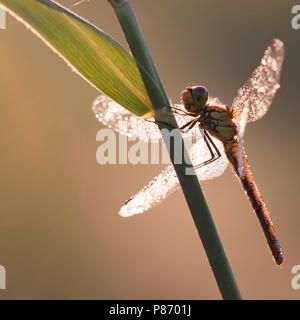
left=237, top=105, right=249, bottom=177
left=119, top=134, right=228, bottom=217
left=231, top=39, right=284, bottom=122
left=92, top=94, right=199, bottom=142
left=92, top=94, right=228, bottom=217
left=92, top=94, right=224, bottom=142
left=119, top=165, right=177, bottom=217
left=92, top=94, right=162, bottom=143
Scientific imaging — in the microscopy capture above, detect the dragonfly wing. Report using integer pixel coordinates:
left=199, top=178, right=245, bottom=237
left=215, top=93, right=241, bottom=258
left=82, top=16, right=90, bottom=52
left=119, top=134, right=228, bottom=217
left=92, top=96, right=201, bottom=142
left=92, top=94, right=162, bottom=142
left=237, top=105, right=249, bottom=177
left=191, top=133, right=228, bottom=180
left=119, top=165, right=179, bottom=217
left=231, top=39, right=284, bottom=122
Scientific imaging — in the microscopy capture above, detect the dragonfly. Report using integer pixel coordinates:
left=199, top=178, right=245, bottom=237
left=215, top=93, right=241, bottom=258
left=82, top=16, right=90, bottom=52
left=92, top=39, right=284, bottom=266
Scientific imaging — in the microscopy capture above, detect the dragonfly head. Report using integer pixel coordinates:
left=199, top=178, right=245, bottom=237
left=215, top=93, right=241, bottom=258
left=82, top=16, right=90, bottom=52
left=181, top=86, right=208, bottom=113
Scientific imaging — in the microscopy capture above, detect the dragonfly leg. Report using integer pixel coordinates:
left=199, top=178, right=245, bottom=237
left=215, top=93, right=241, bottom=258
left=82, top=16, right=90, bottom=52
left=171, top=106, right=198, bottom=117
left=179, top=118, right=199, bottom=133
left=205, top=130, right=221, bottom=158
left=145, top=118, right=199, bottom=134
left=144, top=119, right=176, bottom=129
left=193, top=130, right=221, bottom=170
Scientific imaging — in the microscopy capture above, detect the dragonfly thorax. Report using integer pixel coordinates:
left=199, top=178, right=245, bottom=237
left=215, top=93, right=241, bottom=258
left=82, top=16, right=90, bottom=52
left=199, top=104, right=238, bottom=144
left=181, top=85, right=208, bottom=113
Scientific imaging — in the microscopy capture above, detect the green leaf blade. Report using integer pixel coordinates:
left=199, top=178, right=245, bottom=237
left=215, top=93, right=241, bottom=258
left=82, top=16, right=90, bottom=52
left=0, top=0, right=153, bottom=117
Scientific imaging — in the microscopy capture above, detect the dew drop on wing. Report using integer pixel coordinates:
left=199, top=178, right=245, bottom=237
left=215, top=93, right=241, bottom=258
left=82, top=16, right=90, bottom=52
left=119, top=134, right=228, bottom=217
left=231, top=39, right=284, bottom=123
left=92, top=94, right=162, bottom=143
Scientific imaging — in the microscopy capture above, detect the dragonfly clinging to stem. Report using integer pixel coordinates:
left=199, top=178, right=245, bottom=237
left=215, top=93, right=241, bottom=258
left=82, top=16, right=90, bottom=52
left=92, top=39, right=284, bottom=266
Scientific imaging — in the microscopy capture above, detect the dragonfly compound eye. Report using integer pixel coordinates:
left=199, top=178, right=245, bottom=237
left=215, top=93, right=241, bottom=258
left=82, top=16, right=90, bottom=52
left=181, top=86, right=208, bottom=113
left=191, top=86, right=208, bottom=109
left=181, top=89, right=194, bottom=111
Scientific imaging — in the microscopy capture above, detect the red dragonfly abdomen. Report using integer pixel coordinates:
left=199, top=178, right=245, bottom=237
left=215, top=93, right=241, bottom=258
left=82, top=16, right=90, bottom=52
left=224, top=141, right=283, bottom=266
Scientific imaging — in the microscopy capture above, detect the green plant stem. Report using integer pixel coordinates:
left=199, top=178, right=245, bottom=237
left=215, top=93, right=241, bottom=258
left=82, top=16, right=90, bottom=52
left=108, top=0, right=241, bottom=300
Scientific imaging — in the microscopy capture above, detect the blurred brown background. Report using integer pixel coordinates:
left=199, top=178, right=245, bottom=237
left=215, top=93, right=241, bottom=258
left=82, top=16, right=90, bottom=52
left=0, top=0, right=299, bottom=299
